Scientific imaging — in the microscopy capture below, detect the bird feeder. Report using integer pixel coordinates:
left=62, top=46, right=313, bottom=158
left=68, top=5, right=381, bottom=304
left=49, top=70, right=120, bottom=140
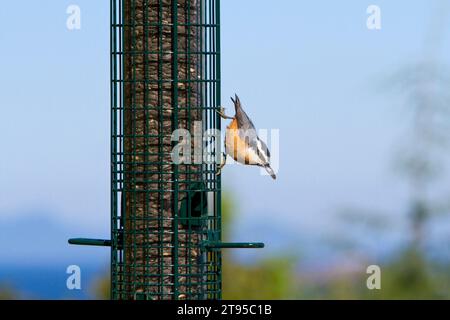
left=69, top=0, right=263, bottom=300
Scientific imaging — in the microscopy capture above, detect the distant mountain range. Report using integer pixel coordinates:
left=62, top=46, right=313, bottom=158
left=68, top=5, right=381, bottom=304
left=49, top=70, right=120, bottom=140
left=0, top=211, right=109, bottom=299
left=0, top=212, right=109, bottom=267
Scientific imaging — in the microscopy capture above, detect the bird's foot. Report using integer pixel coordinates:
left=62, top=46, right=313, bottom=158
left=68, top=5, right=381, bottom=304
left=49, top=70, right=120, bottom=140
left=216, top=107, right=234, bottom=119
left=216, top=163, right=225, bottom=176
left=216, top=153, right=227, bottom=175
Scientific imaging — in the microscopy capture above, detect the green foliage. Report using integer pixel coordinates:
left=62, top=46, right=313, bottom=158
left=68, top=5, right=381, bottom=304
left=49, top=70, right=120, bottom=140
left=223, top=256, right=297, bottom=300
left=221, top=192, right=297, bottom=299
left=220, top=191, right=236, bottom=241
left=298, top=249, right=450, bottom=300
left=88, top=193, right=450, bottom=300
left=368, top=250, right=447, bottom=299
left=90, top=273, right=110, bottom=300
left=0, top=284, right=20, bottom=300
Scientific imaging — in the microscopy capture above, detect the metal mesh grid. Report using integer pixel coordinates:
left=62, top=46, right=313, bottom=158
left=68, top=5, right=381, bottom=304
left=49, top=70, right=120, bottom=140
left=111, top=0, right=221, bottom=300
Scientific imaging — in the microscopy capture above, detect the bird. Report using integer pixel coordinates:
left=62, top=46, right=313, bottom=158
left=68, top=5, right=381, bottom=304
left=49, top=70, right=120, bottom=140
left=216, top=94, right=276, bottom=179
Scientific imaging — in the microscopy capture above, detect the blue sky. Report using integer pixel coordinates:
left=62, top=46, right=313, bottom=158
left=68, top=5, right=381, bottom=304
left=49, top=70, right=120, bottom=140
left=1, top=0, right=450, bottom=267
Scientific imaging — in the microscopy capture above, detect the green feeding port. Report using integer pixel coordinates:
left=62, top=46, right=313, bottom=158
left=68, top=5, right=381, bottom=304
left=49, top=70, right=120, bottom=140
left=178, top=182, right=208, bottom=227
left=69, top=0, right=264, bottom=301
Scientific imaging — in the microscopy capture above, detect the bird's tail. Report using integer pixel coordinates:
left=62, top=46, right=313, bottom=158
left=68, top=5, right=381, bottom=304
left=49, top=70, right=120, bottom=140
left=264, top=165, right=277, bottom=180
left=231, top=94, right=242, bottom=113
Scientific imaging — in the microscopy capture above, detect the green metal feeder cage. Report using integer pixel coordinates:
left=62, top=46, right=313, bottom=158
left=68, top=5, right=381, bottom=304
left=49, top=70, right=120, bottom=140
left=69, top=0, right=263, bottom=300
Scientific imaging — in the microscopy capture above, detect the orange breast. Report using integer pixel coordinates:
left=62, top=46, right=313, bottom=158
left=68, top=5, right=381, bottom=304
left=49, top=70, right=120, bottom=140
left=225, top=119, right=257, bottom=165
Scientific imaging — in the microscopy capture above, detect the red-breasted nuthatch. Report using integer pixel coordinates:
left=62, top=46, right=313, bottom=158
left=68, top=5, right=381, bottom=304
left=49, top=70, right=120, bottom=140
left=217, top=94, right=276, bottom=180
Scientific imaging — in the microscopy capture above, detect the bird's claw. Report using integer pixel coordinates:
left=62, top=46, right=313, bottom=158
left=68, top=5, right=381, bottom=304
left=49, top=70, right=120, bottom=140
left=216, top=107, right=233, bottom=119
left=216, top=152, right=227, bottom=175
left=216, top=163, right=225, bottom=176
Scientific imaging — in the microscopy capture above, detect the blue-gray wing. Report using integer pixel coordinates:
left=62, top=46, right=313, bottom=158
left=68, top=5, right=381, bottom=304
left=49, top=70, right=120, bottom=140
left=232, top=94, right=271, bottom=165
left=237, top=130, right=271, bottom=165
